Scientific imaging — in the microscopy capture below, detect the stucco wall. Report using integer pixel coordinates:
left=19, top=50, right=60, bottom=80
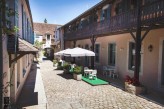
left=70, top=28, right=164, bottom=93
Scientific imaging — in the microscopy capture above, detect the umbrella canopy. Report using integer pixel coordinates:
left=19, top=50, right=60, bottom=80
left=64, top=47, right=95, bottom=57
left=54, top=48, right=71, bottom=56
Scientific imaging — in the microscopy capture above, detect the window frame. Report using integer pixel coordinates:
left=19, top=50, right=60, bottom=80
left=108, top=43, right=116, bottom=66
left=95, top=43, right=100, bottom=63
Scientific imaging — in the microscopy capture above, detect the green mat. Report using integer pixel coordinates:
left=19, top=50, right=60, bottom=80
left=82, top=76, right=109, bottom=86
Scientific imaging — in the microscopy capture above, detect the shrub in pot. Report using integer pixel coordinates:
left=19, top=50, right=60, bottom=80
left=63, top=62, right=70, bottom=73
left=73, top=66, right=82, bottom=81
left=57, top=62, right=63, bottom=70
left=53, top=59, right=58, bottom=67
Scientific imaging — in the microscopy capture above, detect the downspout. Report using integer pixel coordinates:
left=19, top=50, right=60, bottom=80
left=0, top=0, right=4, bottom=108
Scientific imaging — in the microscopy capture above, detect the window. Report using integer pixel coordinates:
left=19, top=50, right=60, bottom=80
left=108, top=43, right=116, bottom=66
left=95, top=44, right=100, bottom=63
left=128, top=42, right=135, bottom=70
left=47, top=35, right=50, bottom=40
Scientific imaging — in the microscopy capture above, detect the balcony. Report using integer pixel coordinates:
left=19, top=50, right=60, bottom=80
left=64, top=0, right=164, bottom=41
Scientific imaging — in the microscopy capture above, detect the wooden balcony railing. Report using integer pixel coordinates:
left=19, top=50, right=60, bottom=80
left=64, top=0, right=164, bottom=41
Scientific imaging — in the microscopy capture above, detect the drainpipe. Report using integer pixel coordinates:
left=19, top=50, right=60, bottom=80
left=0, top=0, right=3, bottom=108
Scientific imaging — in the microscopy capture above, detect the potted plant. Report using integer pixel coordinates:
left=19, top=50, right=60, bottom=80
left=73, top=66, right=82, bottom=81
left=125, top=75, right=146, bottom=95
left=57, top=62, right=63, bottom=70
left=53, top=59, right=58, bottom=67
left=63, top=62, right=70, bottom=73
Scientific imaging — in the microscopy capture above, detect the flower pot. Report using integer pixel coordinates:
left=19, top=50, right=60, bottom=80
left=73, top=73, right=82, bottom=81
left=53, top=63, right=57, bottom=67
left=125, top=82, right=146, bottom=95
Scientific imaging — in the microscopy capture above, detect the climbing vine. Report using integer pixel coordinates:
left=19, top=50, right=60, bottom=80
left=1, top=0, right=19, bottom=107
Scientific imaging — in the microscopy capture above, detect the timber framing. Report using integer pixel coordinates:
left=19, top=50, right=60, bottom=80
left=9, top=52, right=36, bottom=67
left=63, top=0, right=164, bottom=41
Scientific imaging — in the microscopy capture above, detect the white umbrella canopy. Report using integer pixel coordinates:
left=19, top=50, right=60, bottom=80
left=54, top=48, right=72, bottom=56
left=64, top=47, right=95, bottom=57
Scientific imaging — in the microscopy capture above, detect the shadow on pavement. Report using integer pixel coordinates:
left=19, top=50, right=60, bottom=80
left=57, top=73, right=74, bottom=80
left=16, top=63, right=38, bottom=108
left=97, top=73, right=164, bottom=107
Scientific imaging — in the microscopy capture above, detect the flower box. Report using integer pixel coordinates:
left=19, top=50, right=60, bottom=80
left=125, top=82, right=146, bottom=95
left=73, top=73, right=82, bottom=81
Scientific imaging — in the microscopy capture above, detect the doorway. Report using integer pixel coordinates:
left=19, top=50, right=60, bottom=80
left=161, top=40, right=164, bottom=85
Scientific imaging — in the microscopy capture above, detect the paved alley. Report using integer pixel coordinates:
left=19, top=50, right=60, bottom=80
left=40, top=60, right=164, bottom=109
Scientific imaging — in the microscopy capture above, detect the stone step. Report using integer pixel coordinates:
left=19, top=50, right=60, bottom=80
left=22, top=104, right=47, bottom=109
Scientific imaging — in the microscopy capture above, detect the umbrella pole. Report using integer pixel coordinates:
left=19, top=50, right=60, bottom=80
left=73, top=40, right=76, bottom=63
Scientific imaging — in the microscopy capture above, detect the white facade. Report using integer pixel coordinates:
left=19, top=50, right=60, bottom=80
left=45, top=34, right=51, bottom=48
left=55, top=26, right=62, bottom=42
left=34, top=33, right=43, bottom=42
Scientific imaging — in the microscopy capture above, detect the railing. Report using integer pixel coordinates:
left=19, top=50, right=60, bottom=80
left=64, top=0, right=164, bottom=40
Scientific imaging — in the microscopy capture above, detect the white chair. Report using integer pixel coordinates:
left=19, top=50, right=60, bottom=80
left=84, top=67, right=89, bottom=77
left=89, top=70, right=97, bottom=79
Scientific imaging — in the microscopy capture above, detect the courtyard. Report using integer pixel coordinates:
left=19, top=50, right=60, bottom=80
left=37, top=59, right=163, bottom=109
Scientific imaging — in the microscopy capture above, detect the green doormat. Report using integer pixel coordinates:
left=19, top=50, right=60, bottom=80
left=82, top=76, right=109, bottom=86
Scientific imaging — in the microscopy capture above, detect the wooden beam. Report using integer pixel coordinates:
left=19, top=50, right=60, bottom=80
left=141, top=25, right=153, bottom=42
left=129, top=30, right=136, bottom=42
left=9, top=52, right=35, bottom=67
left=90, top=35, right=97, bottom=69
left=134, top=0, right=142, bottom=82
left=9, top=53, right=25, bottom=67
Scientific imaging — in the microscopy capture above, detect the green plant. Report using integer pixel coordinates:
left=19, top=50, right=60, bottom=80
left=53, top=59, right=58, bottom=65
left=57, top=62, right=63, bottom=70
left=63, top=62, right=70, bottom=70
left=58, top=62, right=62, bottom=67
left=73, top=66, right=82, bottom=74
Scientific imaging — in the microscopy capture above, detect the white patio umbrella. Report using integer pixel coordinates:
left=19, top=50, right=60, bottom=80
left=54, top=48, right=71, bottom=56
left=63, top=47, right=95, bottom=57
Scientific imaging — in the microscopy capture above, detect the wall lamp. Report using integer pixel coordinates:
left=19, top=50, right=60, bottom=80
left=148, top=44, right=153, bottom=52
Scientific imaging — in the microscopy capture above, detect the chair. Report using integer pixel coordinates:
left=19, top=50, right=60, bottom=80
left=103, top=66, right=108, bottom=76
left=84, top=67, right=89, bottom=77
left=112, top=70, right=119, bottom=79
left=89, top=70, right=97, bottom=79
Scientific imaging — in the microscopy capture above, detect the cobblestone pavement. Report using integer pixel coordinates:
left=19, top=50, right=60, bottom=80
left=40, top=60, right=164, bottom=109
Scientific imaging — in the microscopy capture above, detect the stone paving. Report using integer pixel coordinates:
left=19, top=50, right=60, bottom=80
left=40, top=60, right=164, bottom=109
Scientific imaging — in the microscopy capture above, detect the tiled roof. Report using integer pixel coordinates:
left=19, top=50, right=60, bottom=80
left=34, top=23, right=61, bottom=38
left=19, top=38, right=38, bottom=53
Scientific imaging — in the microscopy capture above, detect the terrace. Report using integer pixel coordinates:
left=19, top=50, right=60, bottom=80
left=64, top=0, right=164, bottom=41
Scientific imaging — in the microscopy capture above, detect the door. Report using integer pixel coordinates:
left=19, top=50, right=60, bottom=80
left=161, top=40, right=164, bottom=85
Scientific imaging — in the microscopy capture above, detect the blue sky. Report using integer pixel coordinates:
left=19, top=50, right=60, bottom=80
left=29, top=0, right=101, bottom=25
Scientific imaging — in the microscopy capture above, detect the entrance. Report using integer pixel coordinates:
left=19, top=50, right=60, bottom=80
left=162, top=40, right=164, bottom=85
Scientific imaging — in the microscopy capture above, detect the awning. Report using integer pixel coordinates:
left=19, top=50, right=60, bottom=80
left=8, top=36, right=38, bottom=54
left=18, top=38, right=38, bottom=53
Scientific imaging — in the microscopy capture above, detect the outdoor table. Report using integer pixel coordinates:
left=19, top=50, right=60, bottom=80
left=84, top=69, right=93, bottom=78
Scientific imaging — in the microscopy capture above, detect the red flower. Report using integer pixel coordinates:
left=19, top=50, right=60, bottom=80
left=125, top=75, right=140, bottom=86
